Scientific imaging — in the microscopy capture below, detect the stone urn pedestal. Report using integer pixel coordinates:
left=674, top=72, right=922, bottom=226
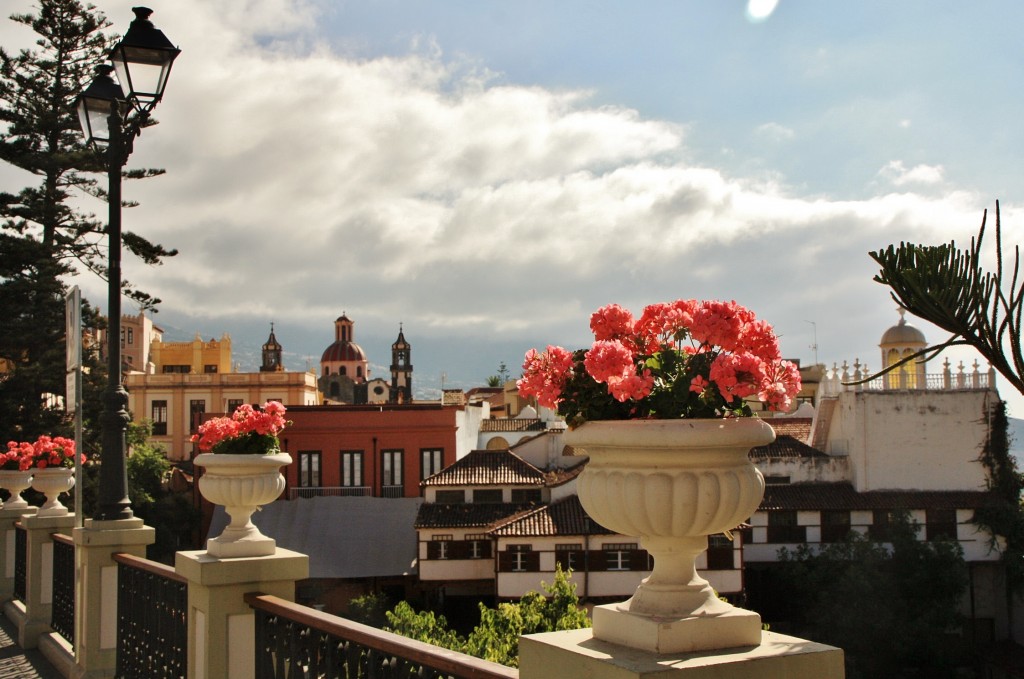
left=195, top=452, right=290, bottom=558
left=566, top=418, right=774, bottom=654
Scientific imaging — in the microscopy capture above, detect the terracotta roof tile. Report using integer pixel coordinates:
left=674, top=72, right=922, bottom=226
left=766, top=418, right=813, bottom=441
left=421, top=449, right=545, bottom=487
left=542, top=461, right=586, bottom=487
left=480, top=419, right=546, bottom=433
left=750, top=435, right=828, bottom=460
left=489, top=496, right=615, bottom=537
left=414, top=503, right=532, bottom=529
left=759, top=482, right=998, bottom=512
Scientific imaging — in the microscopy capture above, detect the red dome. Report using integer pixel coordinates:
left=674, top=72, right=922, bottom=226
left=321, top=341, right=367, bottom=363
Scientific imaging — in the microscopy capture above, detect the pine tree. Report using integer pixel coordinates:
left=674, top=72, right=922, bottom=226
left=0, top=0, right=176, bottom=442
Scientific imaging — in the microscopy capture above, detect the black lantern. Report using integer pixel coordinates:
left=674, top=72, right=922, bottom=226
left=75, top=65, right=128, bottom=147
left=110, top=6, right=181, bottom=112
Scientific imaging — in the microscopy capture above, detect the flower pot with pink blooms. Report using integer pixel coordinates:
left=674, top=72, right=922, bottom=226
left=191, top=401, right=291, bottom=558
left=19, top=436, right=83, bottom=517
left=518, top=299, right=801, bottom=654
left=0, top=441, right=38, bottom=511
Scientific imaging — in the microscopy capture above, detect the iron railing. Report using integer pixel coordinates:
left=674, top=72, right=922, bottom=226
left=381, top=485, right=404, bottom=499
left=288, top=486, right=372, bottom=500
left=13, top=522, right=26, bottom=603
left=113, top=551, right=188, bottom=679
left=246, top=592, right=519, bottom=679
left=50, top=533, right=75, bottom=646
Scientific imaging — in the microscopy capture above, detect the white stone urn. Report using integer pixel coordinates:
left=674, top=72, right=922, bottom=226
left=30, top=467, right=75, bottom=517
left=195, top=452, right=291, bottom=558
left=566, top=417, right=774, bottom=654
left=0, top=470, right=34, bottom=511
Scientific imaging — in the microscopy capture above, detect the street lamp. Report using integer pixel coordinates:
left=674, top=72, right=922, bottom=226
left=76, top=7, right=180, bottom=521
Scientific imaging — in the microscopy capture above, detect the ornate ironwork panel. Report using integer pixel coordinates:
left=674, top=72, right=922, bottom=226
left=249, top=593, right=518, bottom=679
left=13, top=523, right=26, bottom=603
left=114, top=554, right=188, bottom=679
left=50, top=534, right=75, bottom=645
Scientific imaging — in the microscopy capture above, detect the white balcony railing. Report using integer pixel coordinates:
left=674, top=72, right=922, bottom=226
left=819, top=357, right=996, bottom=397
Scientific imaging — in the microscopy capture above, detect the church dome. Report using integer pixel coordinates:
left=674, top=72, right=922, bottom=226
left=880, top=312, right=926, bottom=346
left=321, top=341, right=368, bottom=363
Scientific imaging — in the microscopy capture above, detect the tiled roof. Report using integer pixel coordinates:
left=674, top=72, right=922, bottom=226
left=765, top=418, right=813, bottom=441
left=488, top=496, right=615, bottom=537
left=414, top=502, right=532, bottom=529
left=421, top=449, right=546, bottom=487
left=749, top=435, right=828, bottom=460
left=758, top=482, right=998, bottom=512
left=543, top=461, right=586, bottom=487
left=480, top=419, right=546, bottom=433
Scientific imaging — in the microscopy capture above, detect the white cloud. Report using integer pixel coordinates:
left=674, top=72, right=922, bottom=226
left=755, top=122, right=795, bottom=143
left=877, top=160, right=944, bottom=187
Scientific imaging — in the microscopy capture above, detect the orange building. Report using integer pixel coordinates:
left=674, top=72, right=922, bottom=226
left=280, top=404, right=469, bottom=499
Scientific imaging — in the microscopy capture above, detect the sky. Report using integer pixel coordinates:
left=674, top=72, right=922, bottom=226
left=3, top=0, right=1024, bottom=415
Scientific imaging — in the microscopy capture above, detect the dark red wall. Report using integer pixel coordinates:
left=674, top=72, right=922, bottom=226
left=280, top=405, right=459, bottom=498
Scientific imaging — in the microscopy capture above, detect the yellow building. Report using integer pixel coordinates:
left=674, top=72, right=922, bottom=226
left=125, top=325, right=321, bottom=461
left=148, top=332, right=232, bottom=375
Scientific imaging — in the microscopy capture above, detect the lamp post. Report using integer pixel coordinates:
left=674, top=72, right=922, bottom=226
left=76, top=7, right=179, bottom=521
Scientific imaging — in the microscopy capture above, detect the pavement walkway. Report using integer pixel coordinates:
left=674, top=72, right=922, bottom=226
left=0, top=612, right=63, bottom=679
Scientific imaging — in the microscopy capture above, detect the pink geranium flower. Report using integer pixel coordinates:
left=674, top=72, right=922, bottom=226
left=191, top=401, right=290, bottom=454
left=6, top=436, right=84, bottom=470
left=517, top=298, right=801, bottom=427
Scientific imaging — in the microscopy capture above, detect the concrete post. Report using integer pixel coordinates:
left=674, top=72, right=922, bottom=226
left=520, top=628, right=845, bottom=679
left=176, top=548, right=308, bottom=679
left=0, top=506, right=36, bottom=601
left=2, top=513, right=76, bottom=648
left=70, top=517, right=155, bottom=679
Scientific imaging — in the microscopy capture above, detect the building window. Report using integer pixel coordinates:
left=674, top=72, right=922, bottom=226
left=603, top=543, right=638, bottom=571
left=189, top=400, right=206, bottom=433
left=508, top=545, right=533, bottom=572
left=764, top=475, right=791, bottom=486
left=340, top=366, right=347, bottom=376
left=204, top=364, right=218, bottom=373
left=428, top=535, right=452, bottom=560
left=466, top=534, right=491, bottom=559
left=705, top=534, right=734, bottom=570
left=556, top=543, right=583, bottom=571
left=163, top=365, right=190, bottom=374
left=298, top=451, right=321, bottom=488
left=926, top=508, right=958, bottom=542
left=767, top=511, right=806, bottom=543
left=869, top=510, right=895, bottom=542
left=435, top=490, right=466, bottom=504
left=341, top=451, right=363, bottom=487
left=821, top=510, right=852, bottom=543
left=473, top=489, right=503, bottom=504
left=382, top=449, right=403, bottom=495
left=420, top=448, right=444, bottom=481
left=226, top=399, right=244, bottom=415
left=511, top=488, right=542, bottom=504
left=151, top=400, right=167, bottom=436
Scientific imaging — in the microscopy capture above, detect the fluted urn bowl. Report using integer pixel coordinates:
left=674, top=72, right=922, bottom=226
left=0, top=470, right=34, bottom=511
left=566, top=418, right=773, bottom=652
left=31, top=468, right=75, bottom=517
left=195, top=452, right=291, bottom=558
